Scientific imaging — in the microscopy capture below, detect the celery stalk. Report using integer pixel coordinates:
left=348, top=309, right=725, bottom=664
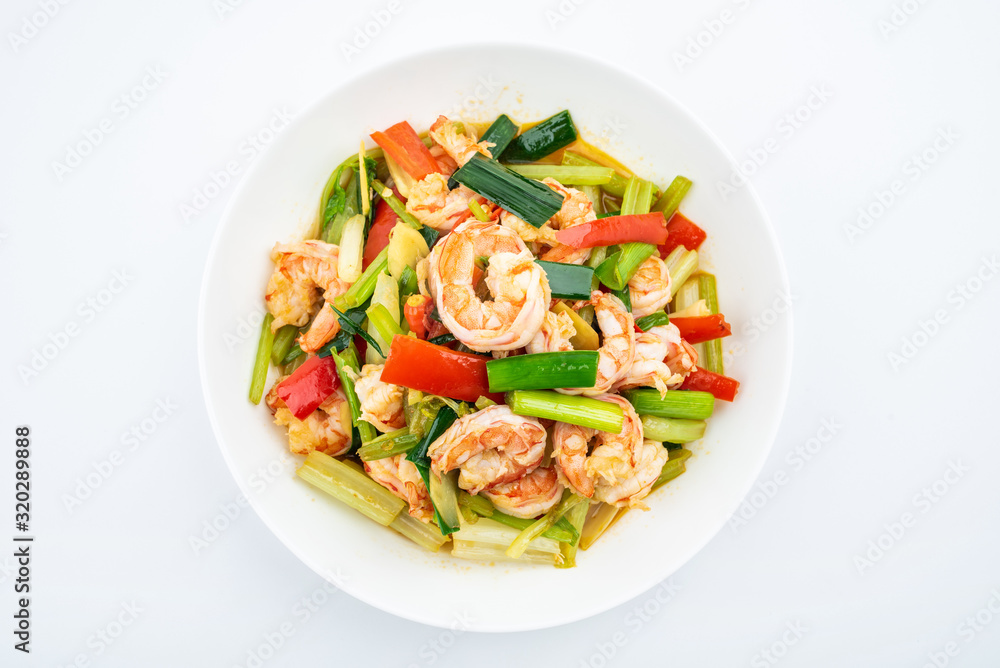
left=296, top=451, right=405, bottom=525
left=640, top=416, right=707, bottom=443
left=389, top=511, right=450, bottom=551
left=249, top=313, right=274, bottom=404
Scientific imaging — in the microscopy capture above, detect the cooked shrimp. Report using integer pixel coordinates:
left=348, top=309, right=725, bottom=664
left=364, top=454, right=433, bottom=522
left=265, top=240, right=350, bottom=353
left=662, top=322, right=699, bottom=381
left=265, top=381, right=351, bottom=456
left=526, top=310, right=576, bottom=354
left=589, top=439, right=668, bottom=509
left=354, top=364, right=405, bottom=433
left=404, top=172, right=478, bottom=231
left=628, top=255, right=672, bottom=318
left=552, top=394, right=652, bottom=503
left=427, top=405, right=547, bottom=494
left=427, top=219, right=551, bottom=352
left=530, top=291, right=634, bottom=395
left=481, top=467, right=563, bottom=519
left=615, top=323, right=698, bottom=396
left=429, top=115, right=493, bottom=167
left=499, top=210, right=558, bottom=248
left=537, top=178, right=595, bottom=265
left=553, top=394, right=664, bottom=507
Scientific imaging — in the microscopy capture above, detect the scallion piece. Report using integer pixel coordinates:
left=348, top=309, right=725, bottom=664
left=479, top=114, right=519, bottom=160
left=562, top=151, right=629, bottom=197
left=594, top=176, right=658, bottom=290
left=623, top=388, right=715, bottom=420
left=506, top=390, right=624, bottom=433
left=270, top=324, right=299, bottom=365
left=468, top=198, right=491, bottom=222
left=594, top=243, right=657, bottom=291
left=486, top=351, right=599, bottom=392
left=654, top=448, right=691, bottom=490
left=666, top=249, right=699, bottom=297
left=365, top=303, right=403, bottom=346
left=536, top=260, right=594, bottom=300
left=371, top=178, right=422, bottom=229
left=406, top=405, right=460, bottom=535
left=502, top=110, right=578, bottom=163
left=698, top=273, right=725, bottom=375
left=635, top=311, right=670, bottom=331
left=557, top=498, right=590, bottom=568
left=458, top=492, right=576, bottom=544
left=508, top=165, right=614, bottom=186
left=333, top=246, right=389, bottom=311
left=640, top=415, right=707, bottom=443
left=332, top=347, right=378, bottom=443
left=651, top=175, right=693, bottom=219
left=281, top=343, right=304, bottom=367
left=249, top=313, right=275, bottom=404
left=296, top=451, right=405, bottom=525
left=506, top=492, right=586, bottom=559
left=452, top=154, right=564, bottom=227
left=357, top=428, right=419, bottom=461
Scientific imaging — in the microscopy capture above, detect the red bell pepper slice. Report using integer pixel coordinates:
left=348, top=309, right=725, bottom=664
left=275, top=355, right=341, bottom=419
left=404, top=295, right=432, bottom=339
left=370, top=121, right=441, bottom=180
left=671, top=314, right=732, bottom=344
left=658, top=212, right=707, bottom=256
left=380, top=335, right=500, bottom=403
left=679, top=366, right=739, bottom=402
left=554, top=212, right=669, bottom=249
left=363, top=190, right=401, bottom=270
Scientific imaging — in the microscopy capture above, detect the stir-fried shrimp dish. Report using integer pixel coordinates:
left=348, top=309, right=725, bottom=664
left=248, top=110, right=741, bottom=567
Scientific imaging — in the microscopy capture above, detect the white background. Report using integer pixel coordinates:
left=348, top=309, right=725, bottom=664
left=3, top=0, right=999, bottom=666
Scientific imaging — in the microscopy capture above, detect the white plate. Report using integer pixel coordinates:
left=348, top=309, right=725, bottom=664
left=198, top=43, right=792, bottom=632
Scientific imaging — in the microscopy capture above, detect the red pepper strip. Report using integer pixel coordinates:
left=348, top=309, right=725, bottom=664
left=671, top=314, right=732, bottom=344
left=363, top=190, right=401, bottom=270
left=380, top=335, right=501, bottom=403
left=658, top=212, right=707, bottom=256
left=404, top=295, right=432, bottom=339
left=679, top=367, right=739, bottom=402
left=275, top=355, right=341, bottom=419
left=554, top=212, right=668, bottom=249
left=370, top=121, right=441, bottom=180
